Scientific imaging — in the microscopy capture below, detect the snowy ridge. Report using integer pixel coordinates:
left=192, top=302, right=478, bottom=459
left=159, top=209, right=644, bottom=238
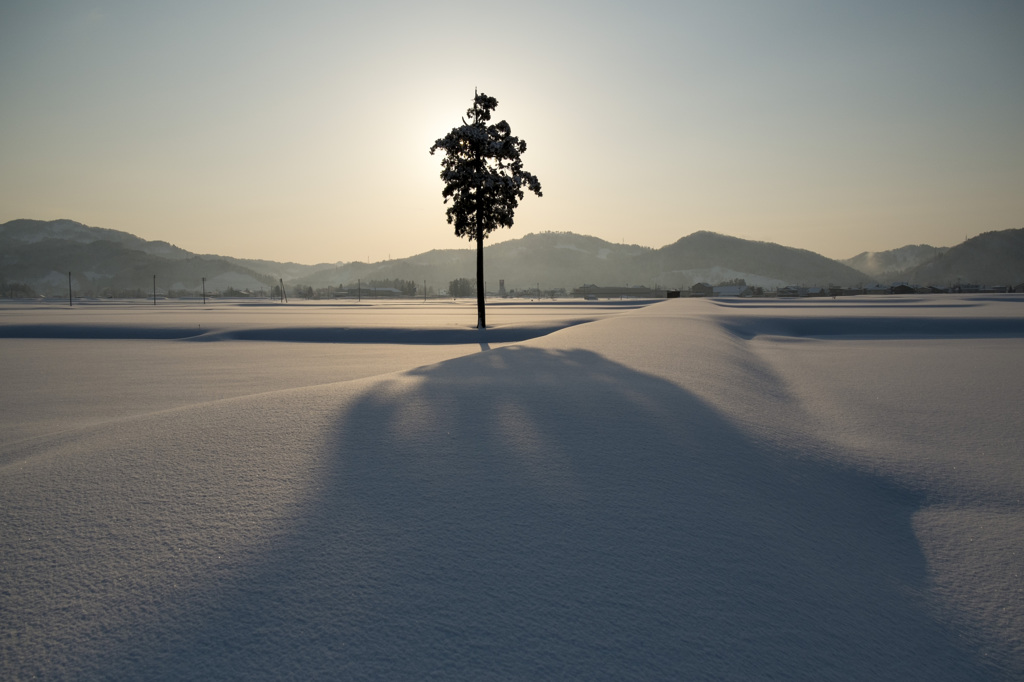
left=2, top=297, right=1023, bottom=679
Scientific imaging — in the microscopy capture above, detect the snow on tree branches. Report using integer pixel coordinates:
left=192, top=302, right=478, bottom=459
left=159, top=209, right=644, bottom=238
left=430, top=91, right=541, bottom=328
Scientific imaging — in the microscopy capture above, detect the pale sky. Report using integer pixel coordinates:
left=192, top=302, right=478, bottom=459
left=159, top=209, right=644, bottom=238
left=1, top=0, right=1021, bottom=264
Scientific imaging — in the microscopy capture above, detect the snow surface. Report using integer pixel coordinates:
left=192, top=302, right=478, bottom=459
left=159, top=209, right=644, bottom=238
left=2, top=296, right=1022, bottom=680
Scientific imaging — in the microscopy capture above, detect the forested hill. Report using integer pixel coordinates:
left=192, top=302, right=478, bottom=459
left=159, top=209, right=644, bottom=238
left=293, top=231, right=870, bottom=292
left=842, top=244, right=949, bottom=281
left=649, top=231, right=868, bottom=289
left=905, top=228, right=1024, bottom=287
left=3, top=218, right=1022, bottom=295
left=0, top=219, right=277, bottom=296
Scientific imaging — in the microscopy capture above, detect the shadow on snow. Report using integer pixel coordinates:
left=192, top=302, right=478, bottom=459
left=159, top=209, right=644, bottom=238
left=0, top=323, right=593, bottom=344
left=95, top=346, right=998, bottom=680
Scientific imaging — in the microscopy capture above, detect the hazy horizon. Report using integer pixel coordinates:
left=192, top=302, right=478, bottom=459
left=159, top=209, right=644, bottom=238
left=2, top=1, right=1021, bottom=265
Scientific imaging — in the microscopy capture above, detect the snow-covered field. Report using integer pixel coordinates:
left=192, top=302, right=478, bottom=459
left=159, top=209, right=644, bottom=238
left=2, top=296, right=1022, bottom=680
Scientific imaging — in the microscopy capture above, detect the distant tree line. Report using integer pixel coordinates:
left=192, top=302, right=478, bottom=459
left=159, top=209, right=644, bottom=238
left=448, top=278, right=475, bottom=297
left=367, top=279, right=417, bottom=296
left=1, top=279, right=37, bottom=298
left=336, top=279, right=419, bottom=297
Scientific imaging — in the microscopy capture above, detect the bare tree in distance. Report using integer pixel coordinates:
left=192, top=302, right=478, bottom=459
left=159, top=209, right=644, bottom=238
left=430, top=91, right=542, bottom=328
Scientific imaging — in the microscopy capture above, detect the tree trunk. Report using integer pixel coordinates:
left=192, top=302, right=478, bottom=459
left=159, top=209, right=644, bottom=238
left=476, top=223, right=486, bottom=329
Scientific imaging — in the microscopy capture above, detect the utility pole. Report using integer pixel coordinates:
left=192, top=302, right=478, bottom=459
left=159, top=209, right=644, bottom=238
left=202, top=277, right=206, bottom=304
left=68, top=272, right=72, bottom=307
left=153, top=274, right=156, bottom=305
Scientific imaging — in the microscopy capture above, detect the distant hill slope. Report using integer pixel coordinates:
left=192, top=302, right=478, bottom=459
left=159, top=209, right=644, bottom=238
left=283, top=232, right=652, bottom=292
left=6, top=218, right=1022, bottom=295
left=295, top=230, right=869, bottom=291
left=214, top=255, right=347, bottom=282
left=1, top=219, right=276, bottom=295
left=0, top=218, right=192, bottom=259
left=650, top=231, right=869, bottom=288
left=907, top=228, right=1024, bottom=287
left=842, top=244, right=949, bottom=282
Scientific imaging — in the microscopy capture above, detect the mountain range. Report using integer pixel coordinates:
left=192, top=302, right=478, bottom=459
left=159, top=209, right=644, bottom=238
left=1, top=219, right=1021, bottom=297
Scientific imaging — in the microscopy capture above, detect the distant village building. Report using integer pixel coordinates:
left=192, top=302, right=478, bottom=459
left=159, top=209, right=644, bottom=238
left=690, top=282, right=713, bottom=297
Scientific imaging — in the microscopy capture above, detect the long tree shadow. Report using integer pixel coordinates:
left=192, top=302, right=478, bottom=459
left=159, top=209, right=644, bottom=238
left=96, top=346, right=999, bottom=680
